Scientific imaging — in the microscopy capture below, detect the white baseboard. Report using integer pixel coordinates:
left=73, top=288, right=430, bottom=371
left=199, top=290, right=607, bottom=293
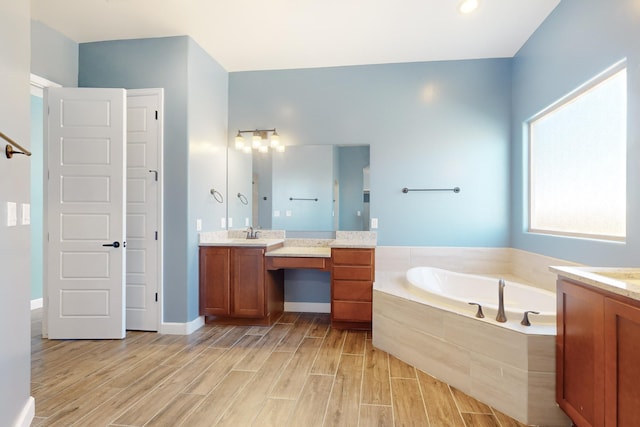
left=30, top=298, right=43, bottom=310
left=284, top=302, right=331, bottom=313
left=13, top=396, right=34, bottom=427
left=159, top=315, right=204, bottom=335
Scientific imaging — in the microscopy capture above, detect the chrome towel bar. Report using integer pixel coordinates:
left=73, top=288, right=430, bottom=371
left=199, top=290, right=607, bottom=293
left=402, top=187, right=460, bottom=193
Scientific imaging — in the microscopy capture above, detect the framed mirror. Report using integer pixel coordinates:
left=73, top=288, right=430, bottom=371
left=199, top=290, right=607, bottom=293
left=227, top=144, right=370, bottom=232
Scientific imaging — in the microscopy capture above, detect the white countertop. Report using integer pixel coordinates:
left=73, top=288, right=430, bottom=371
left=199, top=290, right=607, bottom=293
left=199, top=231, right=376, bottom=251
left=199, top=238, right=285, bottom=248
left=550, top=266, right=640, bottom=301
left=330, top=239, right=377, bottom=248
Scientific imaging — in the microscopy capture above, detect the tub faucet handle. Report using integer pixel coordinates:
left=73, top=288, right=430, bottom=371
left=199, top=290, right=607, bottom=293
left=521, top=310, right=540, bottom=327
left=468, top=302, right=485, bottom=319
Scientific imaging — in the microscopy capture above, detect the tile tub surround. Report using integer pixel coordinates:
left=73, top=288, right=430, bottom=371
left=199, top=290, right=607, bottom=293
left=372, top=247, right=575, bottom=426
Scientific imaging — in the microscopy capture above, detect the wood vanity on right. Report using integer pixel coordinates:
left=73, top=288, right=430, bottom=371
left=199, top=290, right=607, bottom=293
left=551, top=266, right=640, bottom=427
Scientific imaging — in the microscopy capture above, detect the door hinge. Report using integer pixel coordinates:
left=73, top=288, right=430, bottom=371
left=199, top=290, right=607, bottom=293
left=155, top=231, right=158, bottom=240
left=155, top=293, right=158, bottom=302
left=155, top=110, right=158, bottom=120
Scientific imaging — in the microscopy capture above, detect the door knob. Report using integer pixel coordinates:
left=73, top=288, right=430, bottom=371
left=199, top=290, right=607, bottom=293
left=102, top=241, right=120, bottom=248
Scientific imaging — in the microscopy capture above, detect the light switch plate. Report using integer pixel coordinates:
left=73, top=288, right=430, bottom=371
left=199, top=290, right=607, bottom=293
left=21, top=203, right=30, bottom=225
left=286, top=210, right=292, bottom=217
left=371, top=218, right=378, bottom=229
left=6, top=202, right=17, bottom=227
left=221, top=218, right=226, bottom=228
left=228, top=218, right=233, bottom=227
left=273, top=210, right=280, bottom=217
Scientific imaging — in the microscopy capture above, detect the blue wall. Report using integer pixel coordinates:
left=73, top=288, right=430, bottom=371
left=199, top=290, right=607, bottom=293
left=229, top=59, right=512, bottom=247
left=186, top=38, right=228, bottom=321
left=511, top=0, right=640, bottom=266
left=80, top=36, right=228, bottom=323
left=31, top=20, right=78, bottom=87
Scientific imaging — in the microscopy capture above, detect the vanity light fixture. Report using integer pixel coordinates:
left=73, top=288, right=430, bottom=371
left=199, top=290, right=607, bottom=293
left=458, top=0, right=479, bottom=14
left=234, top=131, right=245, bottom=149
left=270, top=130, right=280, bottom=147
left=234, top=128, right=285, bottom=153
left=252, top=131, right=263, bottom=148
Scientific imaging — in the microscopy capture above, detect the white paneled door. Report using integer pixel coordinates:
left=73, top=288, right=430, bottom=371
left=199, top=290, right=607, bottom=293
left=47, top=88, right=127, bottom=339
left=125, top=89, right=162, bottom=331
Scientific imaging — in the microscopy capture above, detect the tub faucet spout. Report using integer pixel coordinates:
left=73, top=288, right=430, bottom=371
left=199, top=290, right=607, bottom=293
left=496, top=278, right=507, bottom=323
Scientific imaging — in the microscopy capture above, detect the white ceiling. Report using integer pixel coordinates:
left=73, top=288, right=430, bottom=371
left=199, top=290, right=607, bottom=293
left=31, top=0, right=561, bottom=72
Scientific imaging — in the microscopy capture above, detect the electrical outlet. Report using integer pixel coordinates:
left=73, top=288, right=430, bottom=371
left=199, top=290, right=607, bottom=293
left=228, top=218, right=233, bottom=227
left=221, top=217, right=226, bottom=228
left=196, top=219, right=202, bottom=231
left=273, top=210, right=280, bottom=217
left=371, top=218, right=378, bottom=229
left=245, top=217, right=249, bottom=226
left=286, top=210, right=292, bottom=217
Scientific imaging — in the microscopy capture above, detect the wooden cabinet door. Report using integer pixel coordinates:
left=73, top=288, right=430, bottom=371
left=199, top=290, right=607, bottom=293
left=604, top=298, right=640, bottom=427
left=199, top=247, right=231, bottom=316
left=557, top=279, right=605, bottom=427
left=232, top=248, right=265, bottom=318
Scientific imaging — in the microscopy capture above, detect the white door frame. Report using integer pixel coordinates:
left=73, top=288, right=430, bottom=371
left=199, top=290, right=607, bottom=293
left=126, top=88, right=164, bottom=332
left=31, top=74, right=61, bottom=338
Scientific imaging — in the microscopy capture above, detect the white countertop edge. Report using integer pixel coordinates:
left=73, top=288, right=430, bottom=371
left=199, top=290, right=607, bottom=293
left=265, top=247, right=332, bottom=258
left=550, top=266, right=640, bottom=301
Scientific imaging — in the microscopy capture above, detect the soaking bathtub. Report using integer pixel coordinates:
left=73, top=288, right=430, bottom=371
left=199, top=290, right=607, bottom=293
left=372, top=266, right=570, bottom=426
left=405, top=266, right=556, bottom=326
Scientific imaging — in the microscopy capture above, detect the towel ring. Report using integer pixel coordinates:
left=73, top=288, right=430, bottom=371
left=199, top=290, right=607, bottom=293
left=237, top=192, right=248, bottom=205
left=210, top=188, right=224, bottom=203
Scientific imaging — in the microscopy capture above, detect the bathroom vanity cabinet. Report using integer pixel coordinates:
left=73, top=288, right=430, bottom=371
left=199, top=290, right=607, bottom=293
left=331, top=248, right=375, bottom=329
left=199, top=246, right=284, bottom=325
left=557, top=278, right=640, bottom=427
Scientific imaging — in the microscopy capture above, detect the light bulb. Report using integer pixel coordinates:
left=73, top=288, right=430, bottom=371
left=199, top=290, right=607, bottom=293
left=459, top=0, right=479, bottom=14
left=234, top=132, right=245, bottom=149
left=270, top=130, right=280, bottom=147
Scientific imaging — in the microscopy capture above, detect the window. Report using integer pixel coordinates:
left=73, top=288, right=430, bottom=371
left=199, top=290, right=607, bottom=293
left=529, top=63, right=627, bottom=241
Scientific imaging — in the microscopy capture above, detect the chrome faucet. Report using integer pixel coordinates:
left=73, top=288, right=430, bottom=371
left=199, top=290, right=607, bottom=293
left=496, top=278, right=507, bottom=323
left=246, top=226, right=260, bottom=239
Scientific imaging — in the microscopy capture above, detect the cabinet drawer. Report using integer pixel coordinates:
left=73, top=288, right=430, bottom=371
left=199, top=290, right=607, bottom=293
left=332, top=301, right=372, bottom=322
left=266, top=256, right=327, bottom=270
left=333, top=266, right=373, bottom=281
left=333, top=280, right=372, bottom=302
left=332, top=249, right=373, bottom=266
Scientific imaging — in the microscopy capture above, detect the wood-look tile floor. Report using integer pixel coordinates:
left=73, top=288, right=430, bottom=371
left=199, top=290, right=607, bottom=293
left=30, top=310, right=528, bottom=426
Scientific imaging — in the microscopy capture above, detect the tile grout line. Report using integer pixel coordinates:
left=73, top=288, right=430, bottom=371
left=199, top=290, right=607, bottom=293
left=414, top=367, right=432, bottom=427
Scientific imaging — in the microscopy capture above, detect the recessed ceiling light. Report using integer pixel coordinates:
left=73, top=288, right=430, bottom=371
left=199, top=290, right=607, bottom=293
left=459, top=0, right=479, bottom=14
